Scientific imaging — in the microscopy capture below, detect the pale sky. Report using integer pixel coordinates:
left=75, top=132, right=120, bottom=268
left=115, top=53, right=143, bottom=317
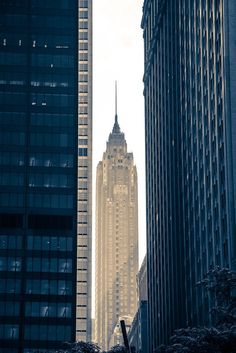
left=92, top=0, right=146, bottom=267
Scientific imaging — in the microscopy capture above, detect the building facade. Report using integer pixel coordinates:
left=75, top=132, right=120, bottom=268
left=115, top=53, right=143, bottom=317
left=128, top=256, right=148, bottom=353
left=142, top=0, right=236, bottom=351
left=0, top=0, right=92, bottom=351
left=95, top=114, right=139, bottom=350
left=77, top=0, right=93, bottom=342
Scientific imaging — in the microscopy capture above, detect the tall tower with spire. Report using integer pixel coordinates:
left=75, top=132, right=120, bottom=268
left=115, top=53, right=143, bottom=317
left=94, top=91, right=139, bottom=350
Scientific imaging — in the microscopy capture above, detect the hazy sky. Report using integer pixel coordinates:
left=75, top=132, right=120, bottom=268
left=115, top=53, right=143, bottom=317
left=93, top=0, right=146, bottom=266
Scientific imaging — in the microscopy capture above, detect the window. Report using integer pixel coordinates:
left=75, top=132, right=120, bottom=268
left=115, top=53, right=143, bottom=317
left=0, top=235, right=22, bottom=249
left=25, top=302, right=71, bottom=318
left=27, top=257, right=72, bottom=273
left=24, top=325, right=71, bottom=341
left=0, top=301, right=20, bottom=316
left=0, top=257, right=21, bottom=271
left=31, top=54, right=74, bottom=68
left=28, top=194, right=73, bottom=209
left=29, top=174, right=73, bottom=188
left=0, top=151, right=24, bottom=166
left=31, top=94, right=74, bottom=107
left=27, top=236, right=72, bottom=251
left=0, top=193, right=23, bottom=207
left=26, top=279, right=72, bottom=295
left=0, top=279, right=21, bottom=293
left=29, top=153, right=73, bottom=168
left=0, top=325, right=19, bottom=339
left=79, top=148, right=88, bottom=157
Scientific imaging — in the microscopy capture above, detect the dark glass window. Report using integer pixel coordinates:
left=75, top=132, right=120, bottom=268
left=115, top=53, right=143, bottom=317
left=31, top=35, right=74, bottom=49
left=0, top=325, right=19, bottom=339
left=28, top=153, right=73, bottom=168
left=28, top=214, right=73, bottom=230
left=31, top=54, right=74, bottom=68
left=0, top=14, right=27, bottom=26
left=31, top=94, right=74, bottom=107
left=0, top=279, right=21, bottom=293
left=25, top=279, right=72, bottom=295
left=0, top=152, right=24, bottom=166
left=0, top=173, right=24, bottom=186
left=0, top=235, right=22, bottom=249
left=26, top=257, right=72, bottom=273
left=0, top=72, right=26, bottom=87
left=27, top=236, right=72, bottom=251
left=0, top=193, right=24, bottom=207
left=29, top=174, right=73, bottom=188
left=25, top=302, right=71, bottom=318
left=0, top=132, right=25, bottom=145
left=30, top=74, right=74, bottom=89
left=24, top=325, right=71, bottom=341
left=28, top=194, right=73, bottom=209
left=0, top=257, right=21, bottom=271
left=0, top=301, right=20, bottom=316
left=0, top=53, right=26, bottom=65
left=32, top=0, right=73, bottom=9
left=30, top=113, right=74, bottom=127
left=31, top=16, right=75, bottom=29
left=30, top=133, right=72, bottom=147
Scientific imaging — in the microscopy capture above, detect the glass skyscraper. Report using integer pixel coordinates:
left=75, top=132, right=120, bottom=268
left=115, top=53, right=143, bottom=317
left=142, top=0, right=236, bottom=351
left=0, top=0, right=92, bottom=351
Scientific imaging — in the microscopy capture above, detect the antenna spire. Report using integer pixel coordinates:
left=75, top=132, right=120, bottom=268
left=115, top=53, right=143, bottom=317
left=112, top=81, right=121, bottom=134
left=115, top=81, right=118, bottom=123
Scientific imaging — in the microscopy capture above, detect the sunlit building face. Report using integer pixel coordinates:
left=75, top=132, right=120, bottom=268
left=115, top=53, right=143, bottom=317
left=95, top=116, right=139, bottom=350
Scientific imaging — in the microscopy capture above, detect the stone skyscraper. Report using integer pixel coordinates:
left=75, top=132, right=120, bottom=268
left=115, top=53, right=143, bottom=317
left=95, top=107, right=139, bottom=350
left=77, top=0, right=93, bottom=342
left=142, top=0, right=236, bottom=351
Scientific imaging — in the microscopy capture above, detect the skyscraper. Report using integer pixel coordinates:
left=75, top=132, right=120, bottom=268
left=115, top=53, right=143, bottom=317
left=77, top=0, right=93, bottom=342
left=142, top=0, right=236, bottom=351
left=95, top=105, right=139, bottom=350
left=0, top=0, right=92, bottom=351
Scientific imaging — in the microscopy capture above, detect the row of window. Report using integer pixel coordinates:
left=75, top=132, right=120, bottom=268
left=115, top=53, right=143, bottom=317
left=27, top=235, right=73, bottom=251
left=0, top=301, right=19, bottom=316
left=0, top=173, right=24, bottom=186
left=31, top=15, right=76, bottom=29
left=31, top=54, right=74, bottom=68
left=0, top=235, right=22, bottom=249
left=0, top=324, right=71, bottom=341
left=0, top=175, right=74, bottom=189
left=27, top=257, right=72, bottom=273
left=31, top=113, right=75, bottom=127
left=26, top=279, right=72, bottom=295
left=0, top=234, right=73, bottom=251
left=0, top=132, right=25, bottom=145
left=32, top=0, right=74, bottom=9
left=0, top=53, right=26, bottom=65
left=0, top=278, right=72, bottom=295
left=0, top=35, right=74, bottom=50
left=0, top=152, right=73, bottom=167
left=0, top=112, right=76, bottom=127
left=30, top=132, right=73, bottom=147
left=29, top=173, right=73, bottom=188
left=24, top=324, right=71, bottom=341
left=0, top=193, right=73, bottom=208
left=0, top=257, right=72, bottom=273
left=28, top=194, right=73, bottom=209
left=25, top=302, right=71, bottom=318
left=0, top=92, right=75, bottom=107
left=31, top=93, right=74, bottom=107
